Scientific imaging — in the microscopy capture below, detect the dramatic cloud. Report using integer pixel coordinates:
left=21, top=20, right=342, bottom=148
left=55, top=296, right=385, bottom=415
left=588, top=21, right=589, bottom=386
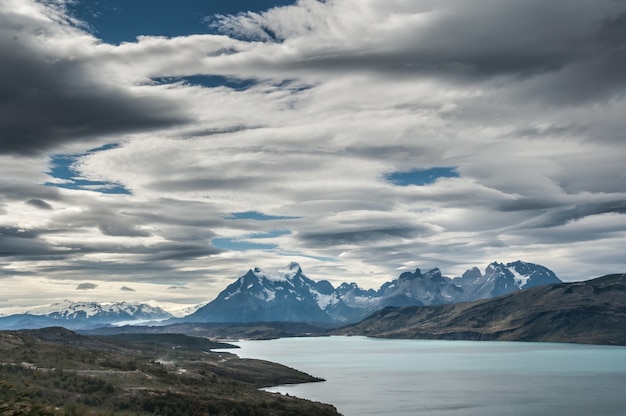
left=0, top=0, right=625, bottom=312
left=0, top=0, right=189, bottom=156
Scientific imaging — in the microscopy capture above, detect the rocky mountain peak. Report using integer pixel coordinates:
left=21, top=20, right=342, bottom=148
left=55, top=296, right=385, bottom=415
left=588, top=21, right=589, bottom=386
left=463, top=267, right=481, bottom=278
left=286, top=262, right=303, bottom=272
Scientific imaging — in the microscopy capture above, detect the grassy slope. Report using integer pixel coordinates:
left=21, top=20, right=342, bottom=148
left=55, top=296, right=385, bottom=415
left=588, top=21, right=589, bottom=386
left=338, top=273, right=626, bottom=346
left=0, top=327, right=341, bottom=416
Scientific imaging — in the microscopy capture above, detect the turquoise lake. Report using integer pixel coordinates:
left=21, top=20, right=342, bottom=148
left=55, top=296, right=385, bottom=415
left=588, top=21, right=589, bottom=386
left=231, top=336, right=626, bottom=416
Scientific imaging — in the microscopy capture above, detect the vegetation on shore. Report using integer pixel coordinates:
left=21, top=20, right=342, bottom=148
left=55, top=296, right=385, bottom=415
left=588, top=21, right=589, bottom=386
left=0, top=327, right=341, bottom=416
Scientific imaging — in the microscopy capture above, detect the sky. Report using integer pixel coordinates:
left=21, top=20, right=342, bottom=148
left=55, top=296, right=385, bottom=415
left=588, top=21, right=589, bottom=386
left=1, top=0, right=625, bottom=314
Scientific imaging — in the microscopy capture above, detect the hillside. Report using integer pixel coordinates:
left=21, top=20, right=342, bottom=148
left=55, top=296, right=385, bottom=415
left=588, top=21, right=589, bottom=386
left=83, top=321, right=333, bottom=339
left=0, top=327, right=340, bottom=416
left=337, top=273, right=626, bottom=346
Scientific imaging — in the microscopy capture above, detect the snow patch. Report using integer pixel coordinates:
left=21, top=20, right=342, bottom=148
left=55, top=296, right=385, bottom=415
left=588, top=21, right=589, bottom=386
left=508, top=266, right=530, bottom=288
left=264, top=288, right=276, bottom=302
left=224, top=289, right=241, bottom=301
left=253, top=267, right=291, bottom=283
left=313, top=291, right=339, bottom=309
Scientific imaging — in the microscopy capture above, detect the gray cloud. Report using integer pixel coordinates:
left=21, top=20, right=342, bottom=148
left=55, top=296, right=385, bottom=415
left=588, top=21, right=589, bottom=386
left=0, top=226, right=40, bottom=240
left=76, top=283, right=98, bottom=290
left=26, top=199, right=53, bottom=210
left=496, top=198, right=564, bottom=212
left=297, top=226, right=427, bottom=248
left=142, top=241, right=223, bottom=262
left=599, top=12, right=626, bottom=48
left=0, top=181, right=64, bottom=203
left=26, top=199, right=54, bottom=211
left=523, top=201, right=626, bottom=229
left=0, top=226, right=59, bottom=259
left=210, top=0, right=626, bottom=104
left=147, top=176, right=263, bottom=193
left=0, top=6, right=189, bottom=156
left=98, top=222, right=151, bottom=238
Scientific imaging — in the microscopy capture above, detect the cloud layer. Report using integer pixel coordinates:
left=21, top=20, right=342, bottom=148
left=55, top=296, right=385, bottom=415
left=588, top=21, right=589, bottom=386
left=1, top=0, right=625, bottom=312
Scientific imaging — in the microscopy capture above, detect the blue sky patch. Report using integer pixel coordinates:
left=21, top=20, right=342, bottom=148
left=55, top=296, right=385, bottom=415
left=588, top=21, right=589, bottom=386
left=385, top=167, right=460, bottom=186
left=248, top=229, right=292, bottom=239
left=227, top=211, right=300, bottom=221
left=45, top=145, right=131, bottom=195
left=152, top=75, right=258, bottom=91
left=67, top=0, right=296, bottom=45
left=211, top=229, right=290, bottom=251
left=211, top=238, right=278, bottom=251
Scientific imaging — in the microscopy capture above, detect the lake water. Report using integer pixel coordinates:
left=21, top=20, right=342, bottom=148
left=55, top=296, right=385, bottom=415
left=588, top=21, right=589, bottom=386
left=230, top=336, right=626, bottom=416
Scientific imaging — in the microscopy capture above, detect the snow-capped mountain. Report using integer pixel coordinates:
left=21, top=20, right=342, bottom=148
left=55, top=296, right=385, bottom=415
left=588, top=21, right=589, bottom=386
left=453, top=261, right=562, bottom=299
left=184, top=260, right=561, bottom=325
left=27, top=300, right=172, bottom=321
left=0, top=301, right=173, bottom=330
left=0, top=261, right=562, bottom=329
left=378, top=267, right=465, bottom=307
left=185, top=262, right=352, bottom=324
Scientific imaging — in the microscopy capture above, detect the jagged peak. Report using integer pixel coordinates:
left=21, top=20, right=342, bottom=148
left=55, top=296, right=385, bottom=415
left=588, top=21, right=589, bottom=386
left=249, top=263, right=304, bottom=282
left=286, top=262, right=302, bottom=272
left=506, top=260, right=548, bottom=271
left=486, top=261, right=506, bottom=272
left=425, top=267, right=442, bottom=276
left=338, top=282, right=361, bottom=289
left=462, top=267, right=482, bottom=279
left=397, top=268, right=423, bottom=280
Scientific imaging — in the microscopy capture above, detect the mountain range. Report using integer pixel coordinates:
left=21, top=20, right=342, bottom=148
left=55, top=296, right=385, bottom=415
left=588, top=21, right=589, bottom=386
left=184, top=260, right=561, bottom=324
left=337, top=273, right=626, bottom=346
left=0, top=301, right=172, bottom=330
left=0, top=260, right=561, bottom=330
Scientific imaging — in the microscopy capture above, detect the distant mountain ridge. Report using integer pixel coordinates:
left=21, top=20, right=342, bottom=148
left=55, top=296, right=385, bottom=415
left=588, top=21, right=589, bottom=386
left=0, top=301, right=173, bottom=330
left=452, top=260, right=561, bottom=299
left=0, top=260, right=563, bottom=330
left=184, top=260, right=562, bottom=324
left=337, top=273, right=626, bottom=346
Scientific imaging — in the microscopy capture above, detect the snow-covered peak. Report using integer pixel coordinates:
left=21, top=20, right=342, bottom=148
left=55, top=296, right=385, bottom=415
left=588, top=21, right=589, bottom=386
left=251, top=267, right=288, bottom=282
left=27, top=300, right=101, bottom=317
left=486, top=262, right=505, bottom=272
left=251, top=262, right=303, bottom=282
left=25, top=300, right=172, bottom=320
left=338, top=282, right=361, bottom=291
